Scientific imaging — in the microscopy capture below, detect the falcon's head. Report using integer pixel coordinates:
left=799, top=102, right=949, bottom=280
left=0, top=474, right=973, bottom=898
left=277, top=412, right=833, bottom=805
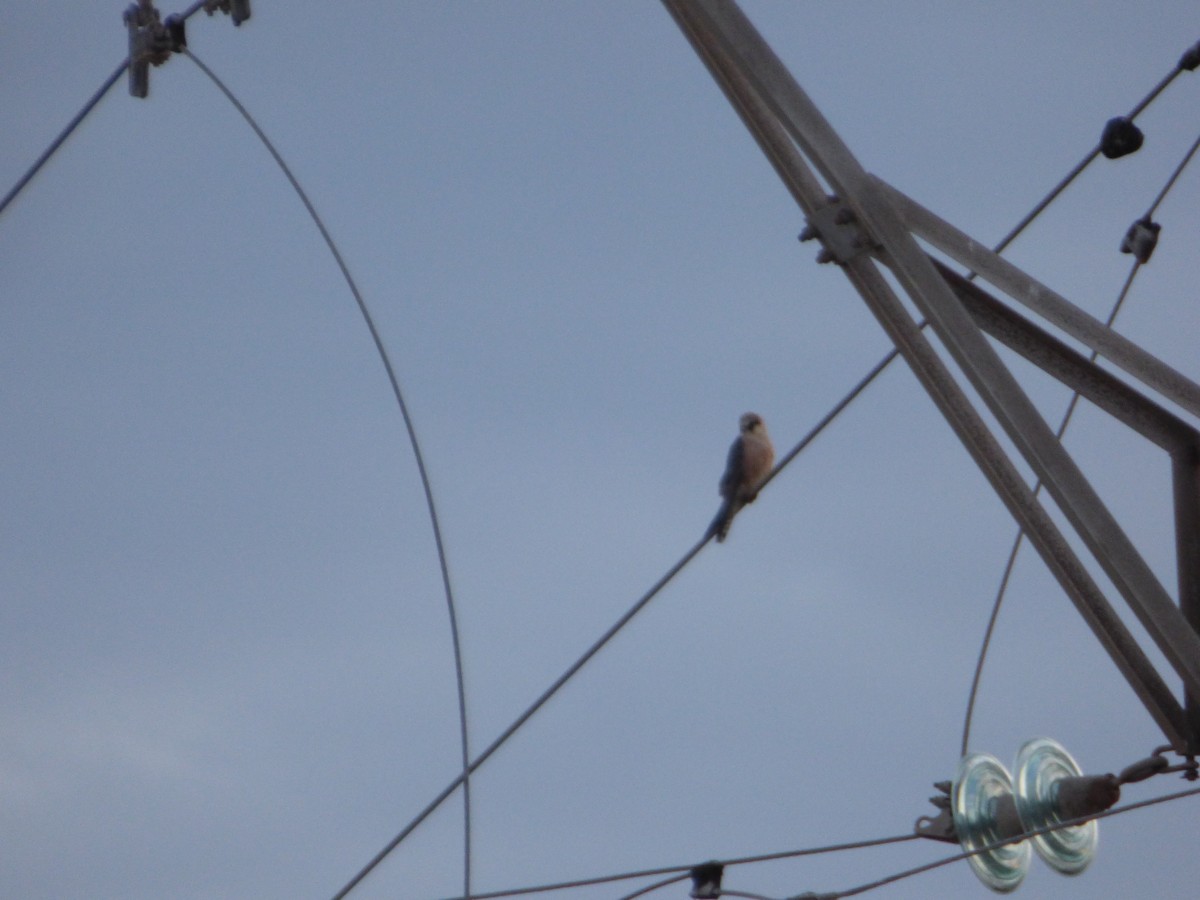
left=739, top=412, right=766, bottom=435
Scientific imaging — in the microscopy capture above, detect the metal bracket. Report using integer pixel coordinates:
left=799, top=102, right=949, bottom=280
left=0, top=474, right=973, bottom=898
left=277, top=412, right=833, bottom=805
left=799, top=196, right=877, bottom=265
left=1121, top=216, right=1161, bottom=264
left=124, top=0, right=173, bottom=98
left=204, top=0, right=252, bottom=26
left=914, top=781, right=958, bottom=843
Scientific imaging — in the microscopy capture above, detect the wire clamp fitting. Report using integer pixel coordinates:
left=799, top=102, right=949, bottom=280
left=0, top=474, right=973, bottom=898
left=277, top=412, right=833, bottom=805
left=1120, top=216, right=1161, bottom=264
left=913, top=780, right=958, bottom=843
left=124, top=0, right=174, bottom=98
left=799, top=196, right=877, bottom=265
left=204, top=0, right=252, bottom=26
left=1178, top=40, right=1200, bottom=72
left=689, top=862, right=724, bottom=899
left=1100, top=116, right=1144, bottom=159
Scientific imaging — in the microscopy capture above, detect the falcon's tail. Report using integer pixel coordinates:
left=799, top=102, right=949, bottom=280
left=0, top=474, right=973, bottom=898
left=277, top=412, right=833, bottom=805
left=706, top=498, right=736, bottom=543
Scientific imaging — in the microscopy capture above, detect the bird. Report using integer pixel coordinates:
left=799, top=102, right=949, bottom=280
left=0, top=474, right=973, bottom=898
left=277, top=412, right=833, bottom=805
left=708, top=412, right=775, bottom=543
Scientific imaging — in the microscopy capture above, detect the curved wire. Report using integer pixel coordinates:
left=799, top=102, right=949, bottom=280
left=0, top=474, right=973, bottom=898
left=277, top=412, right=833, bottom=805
left=1147, top=128, right=1200, bottom=219
left=616, top=874, right=692, bottom=900
left=962, top=119, right=1200, bottom=755
left=834, top=784, right=1200, bottom=899
left=446, top=834, right=920, bottom=900
left=0, top=60, right=128, bottom=220
left=0, top=0, right=212, bottom=222
left=306, top=24, right=1200, bottom=900
left=989, top=53, right=1188, bottom=258
left=333, top=531, right=714, bottom=898
left=960, top=261, right=1139, bottom=756
left=684, top=785, right=1200, bottom=900
left=177, top=48, right=475, bottom=897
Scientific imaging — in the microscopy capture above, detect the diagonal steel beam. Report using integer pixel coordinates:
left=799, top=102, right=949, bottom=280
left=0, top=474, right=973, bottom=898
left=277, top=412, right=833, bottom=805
left=664, top=0, right=1200, bottom=748
left=935, top=259, right=1198, bottom=455
left=874, top=177, right=1200, bottom=421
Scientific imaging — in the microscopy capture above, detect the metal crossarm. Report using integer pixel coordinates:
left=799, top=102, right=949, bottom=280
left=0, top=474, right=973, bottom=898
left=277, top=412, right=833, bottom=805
left=664, top=0, right=1200, bottom=751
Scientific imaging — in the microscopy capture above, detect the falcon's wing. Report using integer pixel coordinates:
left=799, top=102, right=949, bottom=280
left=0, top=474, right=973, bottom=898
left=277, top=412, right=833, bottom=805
left=718, top=435, right=745, bottom=499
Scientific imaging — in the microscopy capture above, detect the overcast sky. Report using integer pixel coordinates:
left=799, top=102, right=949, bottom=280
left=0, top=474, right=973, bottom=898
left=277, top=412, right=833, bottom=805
left=4, top=3, right=1200, bottom=899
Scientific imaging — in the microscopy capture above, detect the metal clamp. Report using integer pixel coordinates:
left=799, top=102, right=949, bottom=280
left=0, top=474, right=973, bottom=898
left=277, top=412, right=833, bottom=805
left=204, top=0, right=252, bottom=26
left=124, top=0, right=173, bottom=98
left=1120, top=217, right=1161, bottom=264
left=799, top=196, right=877, bottom=266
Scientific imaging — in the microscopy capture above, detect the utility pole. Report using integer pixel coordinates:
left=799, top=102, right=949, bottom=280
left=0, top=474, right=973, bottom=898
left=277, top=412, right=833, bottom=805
left=663, top=0, right=1200, bottom=754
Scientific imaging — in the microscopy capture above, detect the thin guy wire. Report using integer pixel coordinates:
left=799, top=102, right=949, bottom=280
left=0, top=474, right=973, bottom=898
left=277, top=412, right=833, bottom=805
left=333, top=532, right=714, bottom=899
left=832, top=784, right=1200, bottom=899
left=329, top=26, right=1199, bottom=900
left=961, top=118, right=1200, bottom=755
left=332, top=42, right=1200, bottom=897
left=336, top=341, right=915, bottom=896
left=177, top=48, right=476, bottom=899
left=1147, top=127, right=1200, bottom=218
left=616, top=874, right=691, bottom=900
left=0, top=61, right=127, bottom=220
left=447, top=834, right=920, bottom=900
left=960, top=260, right=1140, bottom=756
left=989, top=60, right=1184, bottom=257
left=694, top=785, right=1200, bottom=900
left=767, top=25, right=1196, bottom=532
left=0, top=0, right=209, bottom=221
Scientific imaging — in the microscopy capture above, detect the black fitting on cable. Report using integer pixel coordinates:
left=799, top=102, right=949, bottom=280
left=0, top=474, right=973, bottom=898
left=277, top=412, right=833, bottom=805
left=1118, top=752, right=1170, bottom=784
left=204, top=0, right=252, bottom=27
left=124, top=1, right=173, bottom=98
left=1120, top=216, right=1161, bottom=263
left=689, top=862, right=724, bottom=900
left=165, top=14, right=187, bottom=52
left=1100, top=116, right=1144, bottom=159
left=1179, top=40, right=1200, bottom=72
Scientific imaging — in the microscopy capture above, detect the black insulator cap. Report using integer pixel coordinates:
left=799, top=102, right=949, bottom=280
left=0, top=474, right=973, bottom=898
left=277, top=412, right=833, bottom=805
left=1100, top=116, right=1144, bottom=159
left=166, top=15, right=187, bottom=51
left=689, top=862, right=724, bottom=900
left=1120, top=217, right=1161, bottom=264
left=1179, top=41, right=1200, bottom=71
left=1118, top=754, right=1170, bottom=784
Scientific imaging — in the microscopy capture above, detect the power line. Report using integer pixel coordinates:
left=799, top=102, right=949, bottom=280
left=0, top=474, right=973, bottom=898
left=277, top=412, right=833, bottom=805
left=177, top=46, right=477, bottom=900
left=616, top=874, right=690, bottom=900
left=331, top=531, right=715, bottom=898
left=444, top=834, right=920, bottom=900
left=960, top=259, right=1141, bottom=756
left=331, top=26, right=1200, bottom=898
left=989, top=42, right=1198, bottom=258
left=961, top=118, right=1200, bottom=755
left=1147, top=128, right=1200, bottom=219
left=0, top=1, right=213, bottom=222
left=834, top=784, right=1200, bottom=900
left=329, top=333, right=929, bottom=896
left=628, top=787, right=1200, bottom=900
left=0, top=60, right=127, bottom=220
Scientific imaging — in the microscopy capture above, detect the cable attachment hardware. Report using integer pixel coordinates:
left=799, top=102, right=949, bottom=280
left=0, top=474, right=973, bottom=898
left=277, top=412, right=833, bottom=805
left=913, top=780, right=958, bottom=843
left=204, top=0, right=252, bottom=26
left=1178, top=40, right=1200, bottom=72
left=689, top=862, right=724, bottom=899
left=1100, top=116, right=1144, bottom=160
left=1120, top=216, right=1161, bottom=264
left=1134, top=744, right=1200, bottom=781
left=799, top=196, right=877, bottom=266
left=1117, top=750, right=1170, bottom=784
left=124, top=0, right=174, bottom=98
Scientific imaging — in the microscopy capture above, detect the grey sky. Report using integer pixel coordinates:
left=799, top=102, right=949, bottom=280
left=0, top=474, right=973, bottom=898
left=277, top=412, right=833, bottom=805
left=3, top=3, right=1200, bottom=899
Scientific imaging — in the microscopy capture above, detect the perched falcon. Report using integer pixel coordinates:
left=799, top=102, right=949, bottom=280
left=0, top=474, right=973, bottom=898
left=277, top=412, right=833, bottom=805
left=708, top=412, right=775, bottom=543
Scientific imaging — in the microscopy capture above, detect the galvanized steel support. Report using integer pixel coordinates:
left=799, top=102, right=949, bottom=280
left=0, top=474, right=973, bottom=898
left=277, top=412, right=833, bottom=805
left=664, top=0, right=1200, bottom=751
